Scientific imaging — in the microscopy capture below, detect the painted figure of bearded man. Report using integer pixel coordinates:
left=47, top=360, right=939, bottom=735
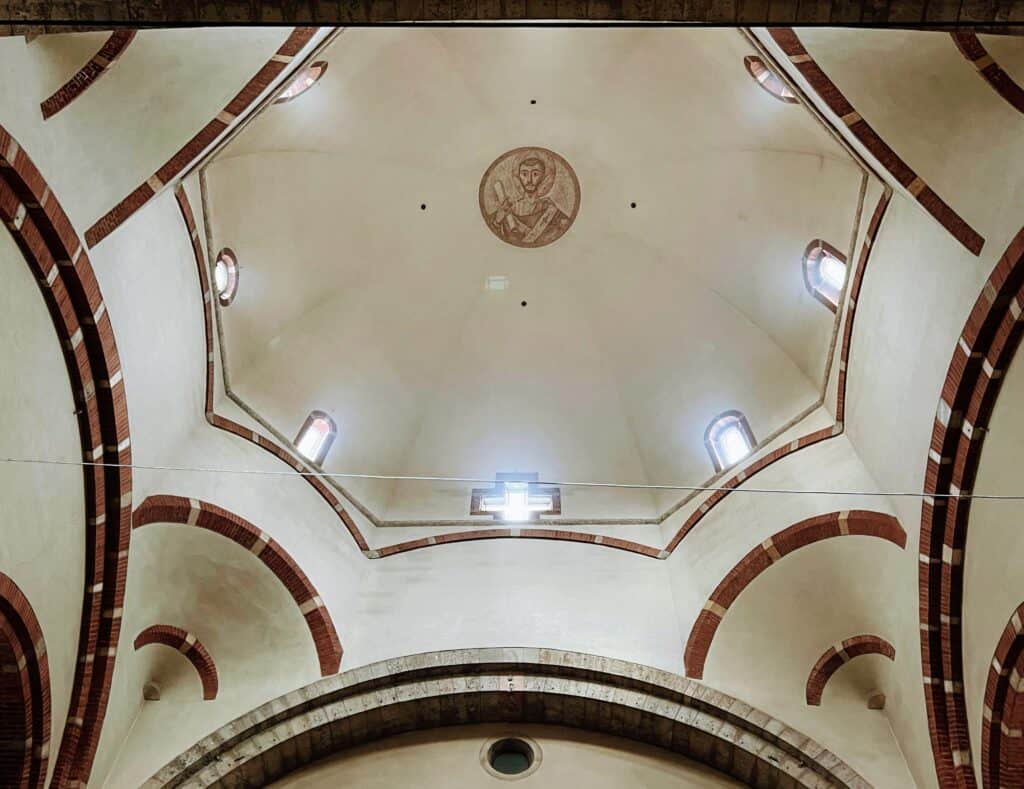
left=479, top=147, right=580, bottom=249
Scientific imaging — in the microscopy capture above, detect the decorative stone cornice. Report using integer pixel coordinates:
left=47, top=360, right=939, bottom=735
left=146, top=647, right=871, bottom=788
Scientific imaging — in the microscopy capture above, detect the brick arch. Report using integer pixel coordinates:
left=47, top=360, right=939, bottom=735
left=919, top=226, right=1024, bottom=788
left=133, top=626, right=218, bottom=700
left=0, top=126, right=132, bottom=785
left=39, top=30, right=136, bottom=119
left=684, top=510, right=906, bottom=679
left=0, top=574, right=50, bottom=789
left=805, top=634, right=895, bottom=706
left=982, top=602, right=1024, bottom=789
left=768, top=28, right=984, bottom=257
left=951, top=33, right=1024, bottom=116
left=86, top=27, right=317, bottom=247
left=133, top=495, right=342, bottom=676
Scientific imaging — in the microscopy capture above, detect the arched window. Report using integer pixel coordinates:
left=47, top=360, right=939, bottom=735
left=294, top=410, right=337, bottom=465
left=213, top=248, right=239, bottom=306
left=705, top=410, right=756, bottom=472
left=802, top=239, right=847, bottom=313
left=275, top=61, right=328, bottom=104
left=744, top=56, right=798, bottom=104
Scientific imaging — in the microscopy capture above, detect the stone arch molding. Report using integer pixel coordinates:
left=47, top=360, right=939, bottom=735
left=146, top=647, right=871, bottom=788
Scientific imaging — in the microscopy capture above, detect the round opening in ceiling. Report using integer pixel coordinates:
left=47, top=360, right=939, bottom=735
left=481, top=736, right=541, bottom=780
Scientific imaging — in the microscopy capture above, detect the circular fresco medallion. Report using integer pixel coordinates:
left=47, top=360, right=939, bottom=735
left=479, top=147, right=580, bottom=249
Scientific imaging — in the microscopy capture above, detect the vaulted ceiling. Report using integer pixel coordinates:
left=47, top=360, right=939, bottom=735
left=206, top=27, right=863, bottom=522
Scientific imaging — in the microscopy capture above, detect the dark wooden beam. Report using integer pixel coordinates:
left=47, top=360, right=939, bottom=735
left=1, top=0, right=1022, bottom=31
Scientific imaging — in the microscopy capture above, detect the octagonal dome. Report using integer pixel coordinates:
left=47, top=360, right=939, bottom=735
left=202, top=27, right=865, bottom=524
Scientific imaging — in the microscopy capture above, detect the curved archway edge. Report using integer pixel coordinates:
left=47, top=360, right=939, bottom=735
left=146, top=647, right=871, bottom=789
left=133, top=495, right=342, bottom=676
left=0, top=572, right=51, bottom=789
left=919, top=225, right=1024, bottom=787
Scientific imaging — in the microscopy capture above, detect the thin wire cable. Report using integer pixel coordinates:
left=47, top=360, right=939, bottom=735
left=2, top=456, right=1023, bottom=500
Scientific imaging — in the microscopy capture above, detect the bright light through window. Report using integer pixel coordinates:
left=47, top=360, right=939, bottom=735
left=744, top=56, right=798, bottom=104
left=820, top=254, right=846, bottom=291
left=480, top=482, right=553, bottom=522
left=802, top=240, right=847, bottom=313
left=294, top=412, right=336, bottom=465
left=275, top=61, right=328, bottom=104
left=718, top=425, right=751, bottom=467
left=705, top=411, right=756, bottom=472
left=214, top=259, right=229, bottom=293
left=213, top=249, right=238, bottom=306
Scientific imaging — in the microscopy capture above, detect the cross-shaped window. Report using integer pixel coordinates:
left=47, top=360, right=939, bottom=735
left=471, top=473, right=561, bottom=522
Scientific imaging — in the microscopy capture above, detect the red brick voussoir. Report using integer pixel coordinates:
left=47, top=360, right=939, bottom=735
left=684, top=511, right=906, bottom=680
left=85, top=27, right=316, bottom=248
left=768, top=28, right=984, bottom=257
left=981, top=602, right=1024, bottom=789
left=133, top=495, right=342, bottom=676
left=805, top=634, right=895, bottom=706
left=0, top=125, right=132, bottom=787
left=40, top=30, right=136, bottom=120
left=0, top=573, right=51, bottom=789
left=133, top=625, right=219, bottom=700
left=919, top=226, right=1024, bottom=788
left=951, top=33, right=1024, bottom=117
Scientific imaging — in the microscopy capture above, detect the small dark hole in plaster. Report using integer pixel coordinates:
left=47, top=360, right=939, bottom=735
left=530, top=99, right=537, bottom=104
left=630, top=202, right=637, bottom=208
left=521, top=301, right=528, bottom=307
left=420, top=203, right=427, bottom=210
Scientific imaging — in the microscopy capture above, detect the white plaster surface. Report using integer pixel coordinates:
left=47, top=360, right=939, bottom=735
left=0, top=30, right=301, bottom=238
left=206, top=26, right=863, bottom=524
left=271, top=723, right=743, bottom=788
left=797, top=28, right=1024, bottom=256
left=4, top=25, right=1024, bottom=789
